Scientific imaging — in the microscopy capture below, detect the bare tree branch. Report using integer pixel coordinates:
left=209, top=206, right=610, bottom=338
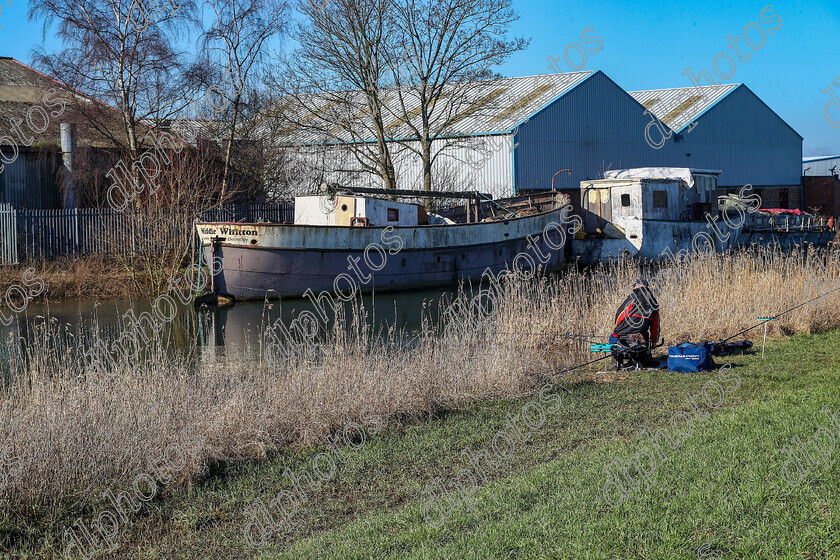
left=201, top=0, right=289, bottom=203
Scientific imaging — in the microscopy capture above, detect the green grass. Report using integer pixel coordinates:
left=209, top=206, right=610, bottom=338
left=14, top=330, right=840, bottom=559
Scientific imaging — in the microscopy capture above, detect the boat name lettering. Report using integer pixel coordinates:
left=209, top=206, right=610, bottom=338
left=218, top=227, right=258, bottom=236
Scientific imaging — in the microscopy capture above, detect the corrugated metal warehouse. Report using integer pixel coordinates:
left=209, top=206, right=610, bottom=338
left=631, top=83, right=804, bottom=208
left=512, top=71, right=674, bottom=195
left=277, top=71, right=678, bottom=199
left=275, top=71, right=804, bottom=208
left=274, top=71, right=613, bottom=199
left=803, top=155, right=840, bottom=177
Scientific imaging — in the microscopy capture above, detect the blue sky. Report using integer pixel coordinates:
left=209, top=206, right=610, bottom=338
left=1, top=0, right=838, bottom=155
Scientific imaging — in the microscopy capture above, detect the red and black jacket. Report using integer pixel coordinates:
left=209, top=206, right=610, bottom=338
left=612, top=287, right=660, bottom=342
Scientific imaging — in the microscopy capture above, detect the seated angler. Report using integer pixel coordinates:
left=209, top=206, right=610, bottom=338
left=610, top=279, right=660, bottom=367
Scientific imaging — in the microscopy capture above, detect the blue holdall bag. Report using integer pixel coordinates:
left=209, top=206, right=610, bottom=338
left=668, top=343, right=714, bottom=372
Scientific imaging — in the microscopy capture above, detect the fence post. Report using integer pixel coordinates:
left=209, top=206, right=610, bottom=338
left=74, top=207, right=79, bottom=254
left=0, top=204, right=19, bottom=265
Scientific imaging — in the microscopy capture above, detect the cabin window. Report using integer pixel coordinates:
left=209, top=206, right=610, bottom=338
left=653, top=191, right=668, bottom=209
left=620, top=194, right=631, bottom=207
left=387, top=208, right=400, bottom=221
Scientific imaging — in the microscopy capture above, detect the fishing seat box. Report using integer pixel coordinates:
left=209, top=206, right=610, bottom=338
left=668, top=343, right=714, bottom=372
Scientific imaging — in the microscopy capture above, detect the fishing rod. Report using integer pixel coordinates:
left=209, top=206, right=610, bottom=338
left=721, top=283, right=840, bottom=343
left=491, top=331, right=609, bottom=343
left=547, top=352, right=615, bottom=378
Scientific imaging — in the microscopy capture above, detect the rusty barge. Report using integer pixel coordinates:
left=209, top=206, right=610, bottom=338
left=196, top=169, right=835, bottom=303
left=196, top=188, right=574, bottom=302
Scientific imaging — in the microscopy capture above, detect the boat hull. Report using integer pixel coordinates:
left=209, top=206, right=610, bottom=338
left=198, top=205, right=572, bottom=300
left=573, top=219, right=836, bottom=264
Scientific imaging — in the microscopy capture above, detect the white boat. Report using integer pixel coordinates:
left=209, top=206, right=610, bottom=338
left=573, top=167, right=834, bottom=263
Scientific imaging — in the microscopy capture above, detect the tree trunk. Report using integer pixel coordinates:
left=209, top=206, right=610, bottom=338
left=220, top=94, right=242, bottom=205
left=421, top=113, right=432, bottom=209
left=422, top=143, right=432, bottom=209
left=369, top=98, right=397, bottom=190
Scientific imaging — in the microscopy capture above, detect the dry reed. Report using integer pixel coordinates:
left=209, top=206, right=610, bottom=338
left=1, top=245, right=839, bottom=523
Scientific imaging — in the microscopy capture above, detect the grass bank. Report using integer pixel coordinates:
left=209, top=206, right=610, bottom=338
left=278, top=329, right=840, bottom=559
left=12, top=326, right=840, bottom=558
left=3, top=246, right=840, bottom=556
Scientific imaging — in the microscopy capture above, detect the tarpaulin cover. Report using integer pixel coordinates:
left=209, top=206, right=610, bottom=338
left=603, top=167, right=721, bottom=189
left=758, top=208, right=804, bottom=216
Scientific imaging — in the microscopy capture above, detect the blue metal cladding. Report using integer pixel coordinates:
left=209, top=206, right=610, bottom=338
left=513, top=71, right=674, bottom=193
left=668, top=85, right=802, bottom=187
left=0, top=149, right=62, bottom=209
left=513, top=73, right=802, bottom=193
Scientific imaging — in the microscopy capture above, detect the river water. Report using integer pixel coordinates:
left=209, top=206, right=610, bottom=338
left=0, top=288, right=453, bottom=371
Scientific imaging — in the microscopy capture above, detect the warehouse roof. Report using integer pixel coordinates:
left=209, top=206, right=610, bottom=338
left=0, top=57, right=120, bottom=148
left=271, top=71, right=595, bottom=144
left=157, top=118, right=229, bottom=144
left=628, top=84, right=739, bottom=133
left=631, top=83, right=803, bottom=140
left=803, top=155, right=840, bottom=162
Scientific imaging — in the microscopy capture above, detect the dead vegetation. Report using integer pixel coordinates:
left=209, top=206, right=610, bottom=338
left=0, top=256, right=185, bottom=301
left=0, top=257, right=135, bottom=300
left=1, top=245, right=839, bottom=527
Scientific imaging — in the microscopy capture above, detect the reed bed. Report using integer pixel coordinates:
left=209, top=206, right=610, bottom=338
left=1, top=245, right=840, bottom=525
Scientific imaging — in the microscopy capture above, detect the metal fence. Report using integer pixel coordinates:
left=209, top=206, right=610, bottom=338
left=0, top=204, right=18, bottom=264
left=0, top=203, right=294, bottom=264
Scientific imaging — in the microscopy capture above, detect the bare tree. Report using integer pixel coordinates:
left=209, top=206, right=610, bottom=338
left=202, top=0, right=288, bottom=202
left=385, top=0, right=528, bottom=195
left=268, top=0, right=400, bottom=190
left=29, top=0, right=199, bottom=166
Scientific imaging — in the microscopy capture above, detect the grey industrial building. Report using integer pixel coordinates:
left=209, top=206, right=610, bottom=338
left=0, top=58, right=808, bottom=211
left=277, top=70, right=804, bottom=210
left=803, top=155, right=840, bottom=177
left=631, top=83, right=804, bottom=208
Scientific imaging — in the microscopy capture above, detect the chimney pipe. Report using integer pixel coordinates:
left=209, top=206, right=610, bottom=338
left=61, top=122, right=77, bottom=208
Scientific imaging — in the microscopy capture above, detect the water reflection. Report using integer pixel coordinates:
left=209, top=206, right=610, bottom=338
left=0, top=288, right=451, bottom=373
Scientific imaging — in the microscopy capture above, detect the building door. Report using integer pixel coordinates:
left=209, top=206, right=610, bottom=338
left=779, top=188, right=789, bottom=209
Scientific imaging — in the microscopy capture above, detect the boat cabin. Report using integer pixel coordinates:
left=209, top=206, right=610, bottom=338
left=294, top=195, right=426, bottom=227
left=579, top=168, right=721, bottom=237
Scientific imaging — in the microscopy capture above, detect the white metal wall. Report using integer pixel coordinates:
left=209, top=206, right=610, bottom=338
left=283, top=135, right=515, bottom=199
left=803, top=157, right=840, bottom=177
left=392, top=137, right=514, bottom=199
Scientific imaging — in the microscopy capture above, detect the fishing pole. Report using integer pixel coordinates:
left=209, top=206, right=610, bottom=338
left=491, top=331, right=608, bottom=343
left=547, top=351, right=615, bottom=379
left=721, top=283, right=840, bottom=343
